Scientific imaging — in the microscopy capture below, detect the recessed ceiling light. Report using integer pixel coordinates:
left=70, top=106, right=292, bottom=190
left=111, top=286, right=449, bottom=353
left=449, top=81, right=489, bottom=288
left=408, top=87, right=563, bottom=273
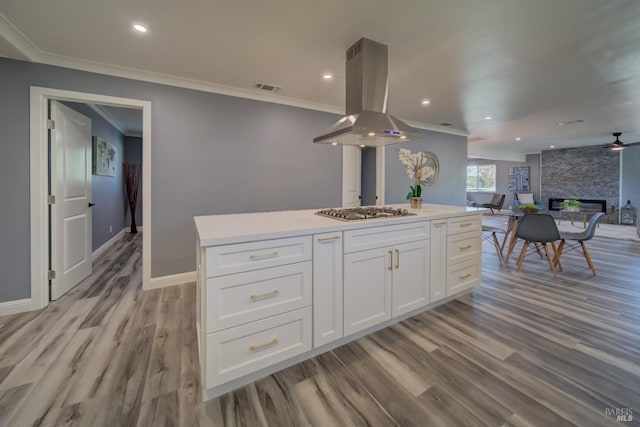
left=515, top=137, right=521, bottom=141
left=368, top=132, right=375, bottom=136
left=557, top=122, right=565, bottom=126
left=359, top=144, right=366, bottom=148
left=133, top=24, right=147, bottom=33
left=331, top=142, right=338, bottom=146
left=550, top=145, right=555, bottom=148
left=421, top=99, right=431, bottom=105
left=485, top=116, right=492, bottom=120
left=322, top=73, right=333, bottom=80
left=400, top=135, right=407, bottom=140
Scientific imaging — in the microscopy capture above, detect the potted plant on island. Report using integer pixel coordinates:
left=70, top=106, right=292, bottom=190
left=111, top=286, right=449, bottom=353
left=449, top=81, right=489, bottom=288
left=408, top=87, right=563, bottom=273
left=397, top=148, right=440, bottom=208
left=516, top=203, right=541, bottom=214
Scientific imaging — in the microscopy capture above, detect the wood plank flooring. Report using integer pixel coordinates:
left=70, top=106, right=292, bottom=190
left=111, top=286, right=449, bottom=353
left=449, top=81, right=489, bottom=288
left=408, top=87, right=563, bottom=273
left=1, top=231, right=639, bottom=426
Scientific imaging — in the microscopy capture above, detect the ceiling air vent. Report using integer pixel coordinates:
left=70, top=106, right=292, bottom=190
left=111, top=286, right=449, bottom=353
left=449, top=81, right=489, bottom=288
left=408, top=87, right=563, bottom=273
left=468, top=136, right=485, bottom=142
left=439, top=122, right=453, bottom=126
left=254, top=82, right=281, bottom=92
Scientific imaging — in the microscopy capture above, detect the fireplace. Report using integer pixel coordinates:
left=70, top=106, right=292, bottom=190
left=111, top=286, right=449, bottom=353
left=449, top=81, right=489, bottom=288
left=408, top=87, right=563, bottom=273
left=548, top=198, right=607, bottom=213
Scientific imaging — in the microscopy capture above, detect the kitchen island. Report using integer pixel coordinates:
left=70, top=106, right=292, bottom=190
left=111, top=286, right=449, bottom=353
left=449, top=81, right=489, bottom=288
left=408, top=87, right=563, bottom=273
left=194, top=204, right=484, bottom=400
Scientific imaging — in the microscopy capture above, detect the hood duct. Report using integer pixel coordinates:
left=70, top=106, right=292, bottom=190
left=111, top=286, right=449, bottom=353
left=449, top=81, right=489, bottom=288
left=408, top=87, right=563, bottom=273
left=314, top=38, right=422, bottom=147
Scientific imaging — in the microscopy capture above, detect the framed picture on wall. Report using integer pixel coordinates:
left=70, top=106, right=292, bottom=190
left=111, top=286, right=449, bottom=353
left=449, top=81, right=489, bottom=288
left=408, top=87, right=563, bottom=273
left=508, top=166, right=529, bottom=191
left=92, top=136, right=117, bottom=176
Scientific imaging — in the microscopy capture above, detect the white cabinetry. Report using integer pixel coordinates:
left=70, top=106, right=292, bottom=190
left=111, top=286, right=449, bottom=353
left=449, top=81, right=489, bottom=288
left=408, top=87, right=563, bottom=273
left=312, top=232, right=343, bottom=348
left=429, top=220, right=447, bottom=303
left=446, top=215, right=482, bottom=296
left=201, top=236, right=313, bottom=390
left=343, top=221, right=430, bottom=336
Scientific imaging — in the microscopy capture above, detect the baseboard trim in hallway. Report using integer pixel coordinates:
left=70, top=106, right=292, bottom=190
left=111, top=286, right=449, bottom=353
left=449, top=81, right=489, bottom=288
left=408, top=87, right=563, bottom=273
left=0, top=298, right=32, bottom=316
left=147, top=270, right=196, bottom=290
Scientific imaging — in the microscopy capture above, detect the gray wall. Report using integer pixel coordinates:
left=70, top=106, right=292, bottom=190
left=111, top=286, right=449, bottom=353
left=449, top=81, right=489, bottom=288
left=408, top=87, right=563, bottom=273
left=63, top=102, right=125, bottom=251
left=466, top=158, right=530, bottom=209
left=124, top=136, right=143, bottom=228
left=0, top=56, right=343, bottom=302
left=385, top=131, right=467, bottom=206
left=621, top=146, right=640, bottom=211
left=541, top=146, right=619, bottom=211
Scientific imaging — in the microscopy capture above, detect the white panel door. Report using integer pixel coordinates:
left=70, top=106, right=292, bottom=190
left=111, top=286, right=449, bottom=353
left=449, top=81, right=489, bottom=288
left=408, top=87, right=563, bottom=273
left=50, top=101, right=93, bottom=300
left=343, top=246, right=392, bottom=336
left=342, top=146, right=361, bottom=207
left=391, top=240, right=430, bottom=317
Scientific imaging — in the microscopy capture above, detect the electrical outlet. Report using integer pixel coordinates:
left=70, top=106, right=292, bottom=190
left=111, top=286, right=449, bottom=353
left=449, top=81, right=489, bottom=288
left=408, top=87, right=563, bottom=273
left=109, top=225, right=112, bottom=233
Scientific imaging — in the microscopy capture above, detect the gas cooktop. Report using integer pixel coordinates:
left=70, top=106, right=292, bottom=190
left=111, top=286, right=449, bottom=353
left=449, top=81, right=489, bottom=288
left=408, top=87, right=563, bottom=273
left=316, top=207, right=416, bottom=221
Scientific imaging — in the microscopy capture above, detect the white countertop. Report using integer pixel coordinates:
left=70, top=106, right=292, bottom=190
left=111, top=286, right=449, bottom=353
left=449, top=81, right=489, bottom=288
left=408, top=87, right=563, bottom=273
left=194, top=204, right=485, bottom=247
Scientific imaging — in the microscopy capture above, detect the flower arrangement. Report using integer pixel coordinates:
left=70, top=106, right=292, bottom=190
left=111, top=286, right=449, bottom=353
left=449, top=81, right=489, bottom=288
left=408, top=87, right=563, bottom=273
left=397, top=148, right=438, bottom=205
left=563, top=199, right=582, bottom=212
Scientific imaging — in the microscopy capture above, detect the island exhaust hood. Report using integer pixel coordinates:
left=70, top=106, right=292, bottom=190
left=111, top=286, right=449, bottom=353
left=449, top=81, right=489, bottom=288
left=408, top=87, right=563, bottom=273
left=313, top=38, right=422, bottom=147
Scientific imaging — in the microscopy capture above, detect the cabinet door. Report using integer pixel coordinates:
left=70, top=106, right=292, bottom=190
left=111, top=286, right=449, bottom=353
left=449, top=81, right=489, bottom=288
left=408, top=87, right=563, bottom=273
left=392, top=240, right=430, bottom=317
left=430, top=220, right=447, bottom=303
left=313, top=232, right=343, bottom=348
left=344, top=247, right=392, bottom=336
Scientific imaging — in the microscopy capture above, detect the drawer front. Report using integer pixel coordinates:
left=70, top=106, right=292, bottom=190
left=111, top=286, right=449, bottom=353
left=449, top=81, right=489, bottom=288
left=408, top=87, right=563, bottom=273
left=447, top=215, right=481, bottom=235
left=206, top=236, right=312, bottom=277
left=446, top=260, right=481, bottom=296
left=447, top=231, right=481, bottom=265
left=344, top=221, right=429, bottom=253
left=206, top=262, right=312, bottom=332
left=205, top=307, right=312, bottom=388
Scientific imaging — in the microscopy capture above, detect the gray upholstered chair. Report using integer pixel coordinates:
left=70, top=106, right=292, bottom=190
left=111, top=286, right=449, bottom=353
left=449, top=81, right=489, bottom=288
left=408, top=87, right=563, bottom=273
left=556, top=212, right=605, bottom=275
left=515, top=214, right=561, bottom=277
left=480, top=193, right=506, bottom=214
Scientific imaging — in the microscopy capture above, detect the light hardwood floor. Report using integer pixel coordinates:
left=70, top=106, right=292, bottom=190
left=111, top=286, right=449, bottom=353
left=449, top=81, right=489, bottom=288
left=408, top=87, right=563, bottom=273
left=1, top=231, right=639, bottom=426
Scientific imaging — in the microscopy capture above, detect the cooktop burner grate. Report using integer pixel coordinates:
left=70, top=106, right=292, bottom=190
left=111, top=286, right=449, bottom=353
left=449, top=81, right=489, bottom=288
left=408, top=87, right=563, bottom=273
left=315, top=207, right=416, bottom=221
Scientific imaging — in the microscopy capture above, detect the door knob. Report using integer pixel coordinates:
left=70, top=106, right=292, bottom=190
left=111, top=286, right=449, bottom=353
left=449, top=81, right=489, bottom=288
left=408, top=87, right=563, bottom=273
left=88, top=202, right=95, bottom=207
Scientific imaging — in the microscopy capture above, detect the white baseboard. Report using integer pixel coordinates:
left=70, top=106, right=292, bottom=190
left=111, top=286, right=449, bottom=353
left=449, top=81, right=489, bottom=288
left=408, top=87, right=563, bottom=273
left=146, top=271, right=196, bottom=290
left=0, top=298, right=33, bottom=317
left=92, top=228, right=126, bottom=261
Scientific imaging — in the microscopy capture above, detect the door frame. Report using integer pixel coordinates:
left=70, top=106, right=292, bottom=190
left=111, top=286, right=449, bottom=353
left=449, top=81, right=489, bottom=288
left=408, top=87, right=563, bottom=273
left=30, top=86, right=152, bottom=310
left=341, top=146, right=386, bottom=207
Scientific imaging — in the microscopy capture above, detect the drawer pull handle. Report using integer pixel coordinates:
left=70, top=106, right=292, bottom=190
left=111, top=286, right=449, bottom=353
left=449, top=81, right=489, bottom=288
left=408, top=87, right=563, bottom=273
left=250, top=337, right=279, bottom=352
left=433, top=222, right=446, bottom=228
left=250, top=290, right=280, bottom=301
left=250, top=251, right=279, bottom=260
left=395, top=249, right=400, bottom=269
left=460, top=245, right=473, bottom=250
left=318, top=235, right=340, bottom=241
left=388, top=250, right=393, bottom=271
left=459, top=273, right=472, bottom=279
left=460, top=223, right=473, bottom=228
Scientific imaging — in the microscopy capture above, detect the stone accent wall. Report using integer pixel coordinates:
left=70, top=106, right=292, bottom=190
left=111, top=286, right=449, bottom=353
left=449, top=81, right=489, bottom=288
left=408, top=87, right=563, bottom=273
left=541, top=146, right=620, bottom=211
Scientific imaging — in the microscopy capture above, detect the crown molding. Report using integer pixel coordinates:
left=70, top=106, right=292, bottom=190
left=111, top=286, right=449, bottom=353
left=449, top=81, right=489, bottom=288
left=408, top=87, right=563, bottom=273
left=87, top=103, right=127, bottom=135
left=0, top=11, right=40, bottom=61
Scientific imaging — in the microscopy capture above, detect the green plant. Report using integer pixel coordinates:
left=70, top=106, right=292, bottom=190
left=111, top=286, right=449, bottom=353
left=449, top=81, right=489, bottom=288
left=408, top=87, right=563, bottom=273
left=566, top=199, right=582, bottom=208
left=518, top=204, right=540, bottom=212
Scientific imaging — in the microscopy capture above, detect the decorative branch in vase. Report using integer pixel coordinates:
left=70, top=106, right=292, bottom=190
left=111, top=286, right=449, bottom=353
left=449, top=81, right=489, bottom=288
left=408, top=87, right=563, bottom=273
left=123, top=162, right=140, bottom=234
left=397, top=148, right=440, bottom=208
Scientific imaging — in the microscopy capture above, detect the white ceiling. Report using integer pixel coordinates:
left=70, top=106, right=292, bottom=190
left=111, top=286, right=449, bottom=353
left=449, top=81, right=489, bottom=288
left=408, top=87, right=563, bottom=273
left=2, top=0, right=640, bottom=160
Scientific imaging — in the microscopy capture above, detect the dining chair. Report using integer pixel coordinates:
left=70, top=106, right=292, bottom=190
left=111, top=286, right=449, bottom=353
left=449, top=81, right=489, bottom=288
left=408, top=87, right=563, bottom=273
left=556, top=212, right=605, bottom=275
left=480, top=193, right=506, bottom=214
left=482, top=224, right=505, bottom=263
left=514, top=214, right=561, bottom=277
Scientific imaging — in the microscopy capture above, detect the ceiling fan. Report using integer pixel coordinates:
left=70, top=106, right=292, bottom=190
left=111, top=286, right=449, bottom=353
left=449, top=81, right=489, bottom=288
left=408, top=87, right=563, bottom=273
left=608, top=132, right=640, bottom=151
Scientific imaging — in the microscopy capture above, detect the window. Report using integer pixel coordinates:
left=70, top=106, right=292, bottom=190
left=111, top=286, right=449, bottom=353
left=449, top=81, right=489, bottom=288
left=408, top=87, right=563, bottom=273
left=467, top=164, right=496, bottom=192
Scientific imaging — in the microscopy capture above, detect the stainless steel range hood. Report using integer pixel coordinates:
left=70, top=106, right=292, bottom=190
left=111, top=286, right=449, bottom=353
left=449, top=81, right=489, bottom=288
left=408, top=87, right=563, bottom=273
left=314, top=38, right=422, bottom=147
